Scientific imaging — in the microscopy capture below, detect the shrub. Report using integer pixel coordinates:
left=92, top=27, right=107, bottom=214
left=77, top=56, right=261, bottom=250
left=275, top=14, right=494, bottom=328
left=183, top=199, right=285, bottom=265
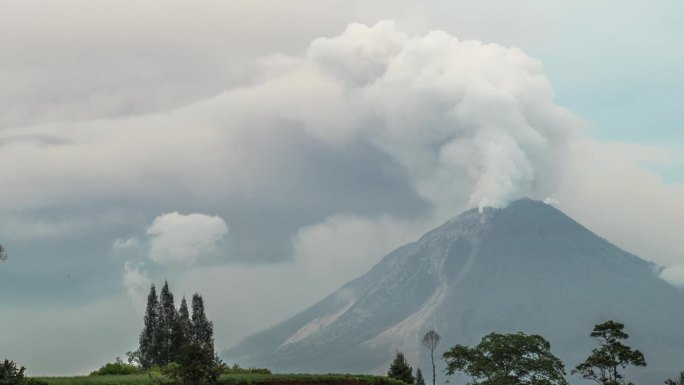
left=0, top=359, right=26, bottom=385
left=89, top=357, right=143, bottom=376
left=166, top=343, right=225, bottom=385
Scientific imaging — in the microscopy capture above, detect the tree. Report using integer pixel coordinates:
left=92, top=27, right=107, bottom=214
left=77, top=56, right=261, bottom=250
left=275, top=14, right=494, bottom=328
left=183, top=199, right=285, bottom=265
left=0, top=359, right=25, bottom=385
left=139, top=284, right=159, bottom=369
left=415, top=368, right=426, bottom=385
left=167, top=343, right=224, bottom=385
left=0, top=244, right=7, bottom=262
left=388, top=352, right=415, bottom=385
left=665, top=372, right=684, bottom=385
left=191, top=294, right=214, bottom=355
left=422, top=330, right=440, bottom=385
left=172, top=296, right=193, bottom=361
left=443, top=332, right=567, bottom=385
left=572, top=321, right=646, bottom=385
left=157, top=281, right=178, bottom=365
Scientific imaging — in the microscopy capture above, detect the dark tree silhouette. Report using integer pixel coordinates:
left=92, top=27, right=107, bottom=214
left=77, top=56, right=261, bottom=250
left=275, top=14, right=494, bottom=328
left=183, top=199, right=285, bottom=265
left=157, top=281, right=178, bottom=365
left=415, top=368, right=426, bottom=385
left=572, top=321, right=646, bottom=385
left=139, top=284, right=159, bottom=369
left=191, top=293, right=215, bottom=355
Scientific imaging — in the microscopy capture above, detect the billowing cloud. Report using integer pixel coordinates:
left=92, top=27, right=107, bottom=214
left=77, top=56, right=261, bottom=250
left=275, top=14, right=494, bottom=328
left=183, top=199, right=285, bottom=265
left=0, top=21, right=577, bottom=217
left=146, top=212, right=229, bottom=265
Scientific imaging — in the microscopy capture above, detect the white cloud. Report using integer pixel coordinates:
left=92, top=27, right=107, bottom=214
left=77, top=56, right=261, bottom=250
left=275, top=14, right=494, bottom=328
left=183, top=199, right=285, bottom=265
left=146, top=212, right=229, bottom=265
left=123, top=262, right=151, bottom=310
left=660, top=265, right=684, bottom=289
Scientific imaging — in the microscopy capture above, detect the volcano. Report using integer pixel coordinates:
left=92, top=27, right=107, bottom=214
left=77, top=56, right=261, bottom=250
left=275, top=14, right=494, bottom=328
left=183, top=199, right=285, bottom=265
left=225, top=199, right=684, bottom=383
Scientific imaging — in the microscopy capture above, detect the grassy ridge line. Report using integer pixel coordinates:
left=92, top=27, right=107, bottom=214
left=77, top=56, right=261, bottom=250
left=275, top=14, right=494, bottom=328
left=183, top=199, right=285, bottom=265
left=33, top=374, right=407, bottom=385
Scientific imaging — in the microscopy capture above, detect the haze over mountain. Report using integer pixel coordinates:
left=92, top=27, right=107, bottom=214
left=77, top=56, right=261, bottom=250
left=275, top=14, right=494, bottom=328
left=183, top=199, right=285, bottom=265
left=226, top=198, right=684, bottom=383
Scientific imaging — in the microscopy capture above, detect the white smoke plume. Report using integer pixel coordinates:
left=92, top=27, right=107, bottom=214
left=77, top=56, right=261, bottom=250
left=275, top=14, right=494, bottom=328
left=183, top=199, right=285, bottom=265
left=0, top=20, right=580, bottom=217
left=289, top=20, right=580, bottom=211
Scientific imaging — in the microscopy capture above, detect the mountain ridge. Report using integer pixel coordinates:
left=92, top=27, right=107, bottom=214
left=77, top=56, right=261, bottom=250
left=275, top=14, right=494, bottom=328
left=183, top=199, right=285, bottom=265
left=225, top=198, right=683, bottom=383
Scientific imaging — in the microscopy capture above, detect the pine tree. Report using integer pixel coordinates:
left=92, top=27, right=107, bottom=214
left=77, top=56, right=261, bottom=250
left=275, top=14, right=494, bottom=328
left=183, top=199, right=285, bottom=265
left=388, top=351, right=415, bottom=385
left=415, top=368, right=426, bottom=385
left=191, top=293, right=215, bottom=355
left=139, top=284, right=159, bottom=369
left=172, top=296, right=193, bottom=361
left=157, top=281, right=178, bottom=365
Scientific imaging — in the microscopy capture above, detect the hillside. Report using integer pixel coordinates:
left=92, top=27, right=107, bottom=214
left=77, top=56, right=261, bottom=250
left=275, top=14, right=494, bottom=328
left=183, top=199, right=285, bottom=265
left=226, top=199, right=684, bottom=383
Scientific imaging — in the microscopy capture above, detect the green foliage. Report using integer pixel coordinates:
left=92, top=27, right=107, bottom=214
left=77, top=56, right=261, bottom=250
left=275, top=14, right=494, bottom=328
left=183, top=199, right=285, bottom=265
left=1, top=359, right=26, bottom=385
left=125, top=351, right=142, bottom=368
left=443, top=332, right=567, bottom=385
left=218, top=373, right=408, bottom=385
left=22, top=379, right=47, bottom=385
left=165, top=343, right=224, bottom=385
left=0, top=244, right=7, bottom=261
left=572, top=321, right=646, bottom=385
left=191, top=294, right=214, bottom=355
left=222, top=364, right=271, bottom=375
left=90, top=358, right=142, bottom=376
left=665, top=372, right=684, bottom=385
left=140, top=284, right=160, bottom=369
left=139, top=283, right=216, bottom=372
left=35, top=374, right=167, bottom=385
left=173, top=298, right=192, bottom=361
left=158, top=281, right=179, bottom=365
left=35, top=374, right=405, bottom=385
left=415, top=368, right=425, bottom=385
left=387, top=352, right=414, bottom=385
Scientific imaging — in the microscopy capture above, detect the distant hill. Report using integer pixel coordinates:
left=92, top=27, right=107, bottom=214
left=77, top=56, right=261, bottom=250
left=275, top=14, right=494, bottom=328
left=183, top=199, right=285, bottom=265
left=225, top=198, right=684, bottom=384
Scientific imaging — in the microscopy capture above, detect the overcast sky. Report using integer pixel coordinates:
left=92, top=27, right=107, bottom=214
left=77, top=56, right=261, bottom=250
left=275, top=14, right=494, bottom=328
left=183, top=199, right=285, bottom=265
left=0, top=0, right=682, bottom=376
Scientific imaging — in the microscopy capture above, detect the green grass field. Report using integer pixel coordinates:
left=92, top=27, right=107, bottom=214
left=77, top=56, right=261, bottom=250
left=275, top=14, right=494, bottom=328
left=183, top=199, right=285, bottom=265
left=34, top=373, right=407, bottom=385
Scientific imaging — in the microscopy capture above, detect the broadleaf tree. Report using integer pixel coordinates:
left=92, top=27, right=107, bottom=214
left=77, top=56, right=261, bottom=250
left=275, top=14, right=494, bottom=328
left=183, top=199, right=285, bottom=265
left=443, top=332, right=568, bottom=385
left=572, top=321, right=646, bottom=385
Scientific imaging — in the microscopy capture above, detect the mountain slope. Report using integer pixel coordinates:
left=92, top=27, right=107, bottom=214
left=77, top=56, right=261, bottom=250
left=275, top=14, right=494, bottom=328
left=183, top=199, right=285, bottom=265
left=225, top=199, right=684, bottom=383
